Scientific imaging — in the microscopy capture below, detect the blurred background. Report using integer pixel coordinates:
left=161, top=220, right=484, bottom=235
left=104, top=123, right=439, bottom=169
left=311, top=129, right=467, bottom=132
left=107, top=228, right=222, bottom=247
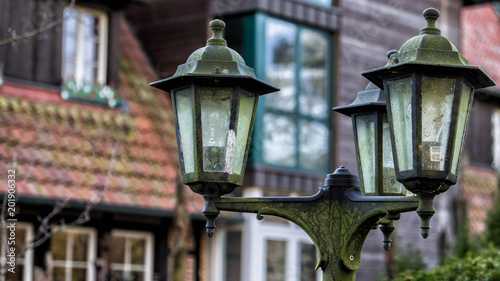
left=0, top=0, right=499, bottom=280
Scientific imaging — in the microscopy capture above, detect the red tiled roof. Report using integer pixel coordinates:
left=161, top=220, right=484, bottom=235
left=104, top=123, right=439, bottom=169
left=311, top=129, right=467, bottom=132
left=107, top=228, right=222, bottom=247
left=461, top=165, right=498, bottom=234
left=0, top=17, right=204, bottom=214
left=461, top=3, right=500, bottom=91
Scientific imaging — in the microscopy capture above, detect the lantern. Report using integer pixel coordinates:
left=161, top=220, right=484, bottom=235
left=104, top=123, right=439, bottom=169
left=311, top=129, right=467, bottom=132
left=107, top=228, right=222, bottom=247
left=334, top=79, right=408, bottom=196
left=362, top=8, right=495, bottom=237
left=151, top=20, right=279, bottom=197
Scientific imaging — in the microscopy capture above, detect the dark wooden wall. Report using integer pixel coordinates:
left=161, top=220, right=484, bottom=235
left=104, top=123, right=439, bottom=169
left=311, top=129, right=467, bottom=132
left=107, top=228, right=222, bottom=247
left=0, top=0, right=64, bottom=86
left=0, top=0, right=122, bottom=87
left=126, top=0, right=210, bottom=79
left=464, top=94, right=497, bottom=167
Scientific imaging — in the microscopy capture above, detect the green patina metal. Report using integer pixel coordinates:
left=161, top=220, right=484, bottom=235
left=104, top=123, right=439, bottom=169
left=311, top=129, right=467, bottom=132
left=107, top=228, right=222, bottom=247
left=210, top=167, right=419, bottom=281
left=362, top=7, right=495, bottom=239
left=151, top=9, right=496, bottom=281
left=150, top=19, right=279, bottom=202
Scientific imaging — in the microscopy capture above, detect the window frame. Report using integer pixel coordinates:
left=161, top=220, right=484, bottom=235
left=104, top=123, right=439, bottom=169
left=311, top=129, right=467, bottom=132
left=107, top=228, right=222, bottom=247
left=212, top=188, right=322, bottom=281
left=0, top=222, right=34, bottom=281
left=243, top=13, right=334, bottom=174
left=110, top=229, right=154, bottom=280
left=61, top=5, right=109, bottom=86
left=50, top=226, right=97, bottom=281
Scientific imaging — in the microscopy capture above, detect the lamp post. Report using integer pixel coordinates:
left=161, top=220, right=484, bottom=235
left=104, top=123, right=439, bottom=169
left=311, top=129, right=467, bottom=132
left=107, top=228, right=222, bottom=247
left=151, top=9, right=495, bottom=281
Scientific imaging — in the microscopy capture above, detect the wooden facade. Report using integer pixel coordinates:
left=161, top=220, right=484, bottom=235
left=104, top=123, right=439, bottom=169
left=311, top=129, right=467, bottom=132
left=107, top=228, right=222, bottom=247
left=0, top=0, right=122, bottom=87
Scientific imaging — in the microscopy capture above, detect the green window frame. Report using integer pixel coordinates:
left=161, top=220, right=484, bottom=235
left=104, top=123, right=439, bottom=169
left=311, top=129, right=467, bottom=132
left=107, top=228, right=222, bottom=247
left=241, top=13, right=333, bottom=173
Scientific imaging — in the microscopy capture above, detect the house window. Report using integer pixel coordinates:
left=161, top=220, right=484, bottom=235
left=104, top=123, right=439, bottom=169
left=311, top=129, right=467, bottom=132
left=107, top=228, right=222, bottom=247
left=62, top=6, right=108, bottom=86
left=51, top=226, right=96, bottom=281
left=0, top=223, right=34, bottom=281
left=262, top=227, right=321, bottom=281
left=259, top=17, right=331, bottom=172
left=110, top=230, right=154, bottom=281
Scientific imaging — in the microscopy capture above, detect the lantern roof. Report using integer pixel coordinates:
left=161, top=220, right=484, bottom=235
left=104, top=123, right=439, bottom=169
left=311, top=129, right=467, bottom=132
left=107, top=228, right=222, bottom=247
left=362, top=8, right=495, bottom=90
left=150, top=19, right=279, bottom=95
left=333, top=82, right=386, bottom=117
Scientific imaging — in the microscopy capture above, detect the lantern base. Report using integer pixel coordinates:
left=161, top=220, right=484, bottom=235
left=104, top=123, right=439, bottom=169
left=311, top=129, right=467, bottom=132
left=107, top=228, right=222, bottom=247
left=416, top=193, right=437, bottom=239
left=187, top=181, right=238, bottom=197
left=202, top=194, right=220, bottom=237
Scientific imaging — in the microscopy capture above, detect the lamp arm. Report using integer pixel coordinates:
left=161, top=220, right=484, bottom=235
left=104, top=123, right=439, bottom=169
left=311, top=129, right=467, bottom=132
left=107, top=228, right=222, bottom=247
left=214, top=188, right=331, bottom=269
left=344, top=187, right=420, bottom=214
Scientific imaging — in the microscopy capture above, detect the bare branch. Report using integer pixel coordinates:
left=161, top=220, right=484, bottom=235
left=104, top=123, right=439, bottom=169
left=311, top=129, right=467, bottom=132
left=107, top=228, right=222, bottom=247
left=0, top=0, right=76, bottom=47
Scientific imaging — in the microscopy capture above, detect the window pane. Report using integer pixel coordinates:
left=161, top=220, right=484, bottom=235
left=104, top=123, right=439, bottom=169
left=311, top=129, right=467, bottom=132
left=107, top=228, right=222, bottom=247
left=61, top=7, right=107, bottom=85
left=225, top=231, right=241, bottom=281
left=266, top=240, right=286, bottom=281
left=300, top=243, right=317, bottom=281
left=111, top=271, right=144, bottom=281
left=300, top=121, right=328, bottom=170
left=131, top=237, right=146, bottom=265
left=73, top=233, right=89, bottom=262
left=82, top=12, right=98, bottom=38
left=62, top=61, right=76, bottom=80
left=51, top=232, right=68, bottom=260
left=63, top=8, right=78, bottom=35
left=54, top=267, right=66, bottom=281
left=83, top=65, right=98, bottom=83
left=84, top=40, right=98, bottom=64
left=265, top=18, right=297, bottom=112
left=63, top=36, right=77, bottom=59
left=264, top=114, right=296, bottom=166
left=112, top=236, right=126, bottom=264
left=72, top=268, right=87, bottom=281
left=300, top=30, right=328, bottom=118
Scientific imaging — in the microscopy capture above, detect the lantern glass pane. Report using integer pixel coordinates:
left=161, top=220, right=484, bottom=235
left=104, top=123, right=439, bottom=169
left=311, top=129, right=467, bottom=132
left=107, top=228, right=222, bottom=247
left=387, top=77, right=413, bottom=172
left=233, top=90, right=257, bottom=175
left=201, top=87, right=232, bottom=172
left=175, top=87, right=195, bottom=174
left=382, top=114, right=404, bottom=195
left=355, top=114, right=376, bottom=194
left=451, top=83, right=473, bottom=175
left=421, top=76, right=455, bottom=171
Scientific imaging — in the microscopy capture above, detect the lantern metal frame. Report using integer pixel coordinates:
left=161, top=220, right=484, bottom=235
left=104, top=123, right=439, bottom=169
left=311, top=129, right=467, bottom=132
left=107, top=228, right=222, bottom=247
left=151, top=9, right=495, bottom=281
left=362, top=8, right=495, bottom=237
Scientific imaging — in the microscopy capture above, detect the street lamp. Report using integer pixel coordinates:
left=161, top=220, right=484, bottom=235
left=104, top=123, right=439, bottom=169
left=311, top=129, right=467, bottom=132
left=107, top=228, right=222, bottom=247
left=362, top=7, right=495, bottom=238
left=150, top=20, right=279, bottom=236
left=151, top=9, right=495, bottom=281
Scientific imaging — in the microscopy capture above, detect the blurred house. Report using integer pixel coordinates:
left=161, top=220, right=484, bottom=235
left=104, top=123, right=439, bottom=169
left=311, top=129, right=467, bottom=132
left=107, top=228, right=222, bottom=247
left=127, top=0, right=499, bottom=280
left=0, top=0, right=207, bottom=280
left=459, top=2, right=500, bottom=235
left=0, top=0, right=498, bottom=281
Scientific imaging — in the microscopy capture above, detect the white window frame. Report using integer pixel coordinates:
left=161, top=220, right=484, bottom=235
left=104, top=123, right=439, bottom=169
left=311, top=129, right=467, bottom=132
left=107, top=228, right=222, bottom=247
left=51, top=226, right=97, bottom=281
left=62, top=5, right=108, bottom=85
left=0, top=222, right=34, bottom=281
left=110, top=229, right=154, bottom=280
left=210, top=187, right=322, bottom=281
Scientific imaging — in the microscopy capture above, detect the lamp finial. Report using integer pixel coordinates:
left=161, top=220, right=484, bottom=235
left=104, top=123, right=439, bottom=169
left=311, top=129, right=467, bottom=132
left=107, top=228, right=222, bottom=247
left=207, top=19, right=227, bottom=46
left=420, top=8, right=441, bottom=35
